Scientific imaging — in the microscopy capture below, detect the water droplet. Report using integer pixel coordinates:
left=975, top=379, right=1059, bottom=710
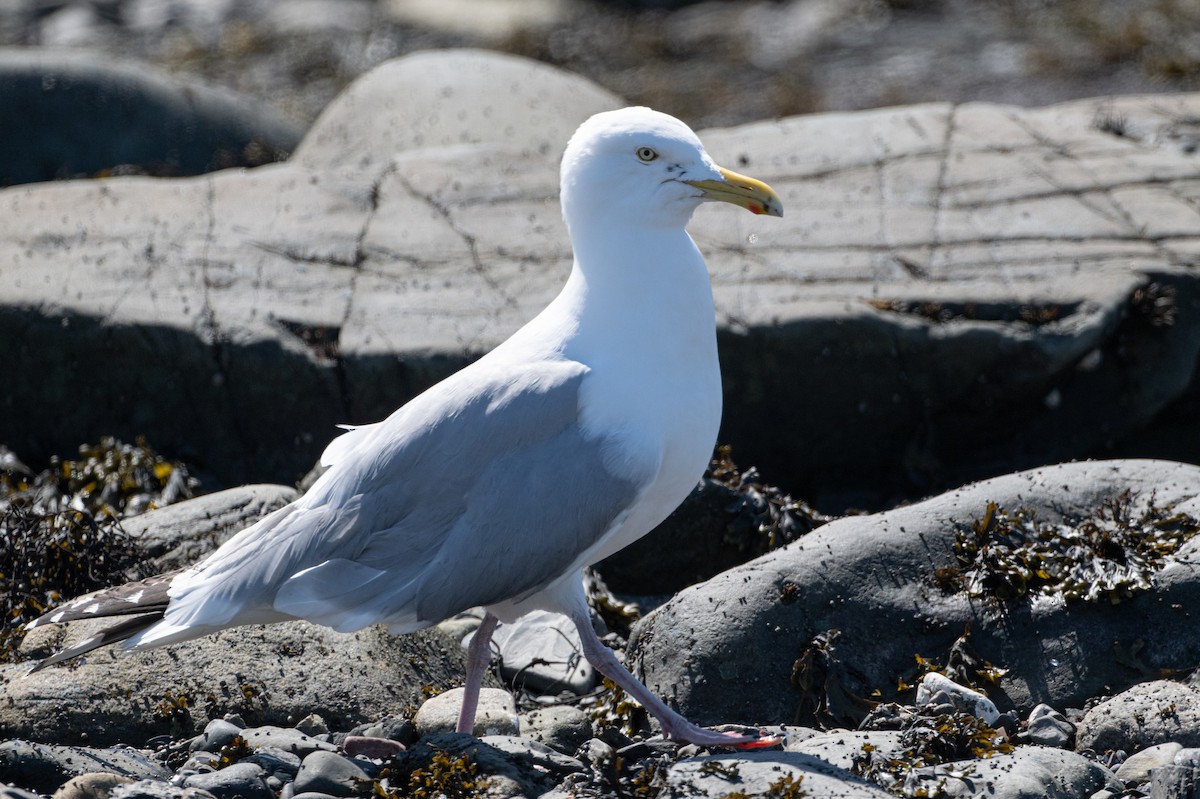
left=747, top=233, right=758, bottom=244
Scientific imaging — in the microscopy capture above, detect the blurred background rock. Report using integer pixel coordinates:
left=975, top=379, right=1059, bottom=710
left=3, top=0, right=1198, bottom=133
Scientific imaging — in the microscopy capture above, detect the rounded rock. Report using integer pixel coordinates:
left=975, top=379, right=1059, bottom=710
left=51, top=772, right=136, bottom=799
left=1021, top=703, right=1075, bottom=748
left=520, top=705, right=593, bottom=754
left=1115, top=742, right=1183, bottom=785
left=292, top=751, right=370, bottom=797
left=191, top=720, right=245, bottom=753
left=414, top=687, right=518, bottom=738
left=181, top=762, right=272, bottom=799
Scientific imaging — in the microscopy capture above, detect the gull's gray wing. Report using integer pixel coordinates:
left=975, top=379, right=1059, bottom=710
left=158, top=357, right=656, bottom=638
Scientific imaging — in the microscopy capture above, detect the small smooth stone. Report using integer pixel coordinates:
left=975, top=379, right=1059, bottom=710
left=436, top=612, right=483, bottom=642
left=1149, top=763, right=1200, bottom=798
left=51, top=773, right=136, bottom=799
left=1115, top=742, right=1183, bottom=784
left=176, top=752, right=219, bottom=777
left=292, top=751, right=370, bottom=797
left=240, top=727, right=336, bottom=758
left=579, top=738, right=615, bottom=771
left=414, top=687, right=519, bottom=738
left=1022, top=703, right=1076, bottom=748
left=182, top=763, right=272, bottom=799
left=243, top=750, right=301, bottom=781
left=350, top=716, right=414, bottom=747
left=191, top=720, right=245, bottom=753
left=488, top=610, right=596, bottom=695
left=109, top=782, right=217, bottom=799
left=915, top=673, right=1000, bottom=724
left=520, top=705, right=593, bottom=754
left=341, top=737, right=404, bottom=759
left=294, top=716, right=329, bottom=737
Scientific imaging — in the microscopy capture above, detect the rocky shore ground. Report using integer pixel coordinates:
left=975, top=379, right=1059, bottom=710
left=4, top=443, right=1200, bottom=798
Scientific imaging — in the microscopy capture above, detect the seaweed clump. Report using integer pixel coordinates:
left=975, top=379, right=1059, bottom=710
left=1, top=436, right=197, bottom=518
left=790, top=629, right=877, bottom=729
left=936, top=490, right=1200, bottom=605
left=853, top=710, right=1013, bottom=798
left=372, top=746, right=481, bottom=799
left=708, top=446, right=832, bottom=556
left=0, top=438, right=198, bottom=661
left=903, top=625, right=1008, bottom=698
left=0, top=502, right=143, bottom=661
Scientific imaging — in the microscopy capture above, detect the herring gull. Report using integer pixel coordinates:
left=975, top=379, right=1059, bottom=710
left=26, top=107, right=783, bottom=747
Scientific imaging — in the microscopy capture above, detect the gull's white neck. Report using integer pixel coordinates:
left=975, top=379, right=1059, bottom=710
left=561, top=224, right=715, bottom=361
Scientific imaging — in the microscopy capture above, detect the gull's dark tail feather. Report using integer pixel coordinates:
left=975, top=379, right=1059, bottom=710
left=23, top=570, right=181, bottom=673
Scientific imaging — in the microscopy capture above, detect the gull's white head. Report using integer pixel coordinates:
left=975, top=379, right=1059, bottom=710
left=560, top=107, right=783, bottom=234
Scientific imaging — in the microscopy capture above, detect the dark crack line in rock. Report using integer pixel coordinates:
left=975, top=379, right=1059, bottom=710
left=1004, top=111, right=1187, bottom=270
left=330, top=165, right=397, bottom=422
left=395, top=173, right=521, bottom=354
left=928, top=103, right=959, bottom=279
left=247, top=240, right=359, bottom=269
left=948, top=174, right=1200, bottom=209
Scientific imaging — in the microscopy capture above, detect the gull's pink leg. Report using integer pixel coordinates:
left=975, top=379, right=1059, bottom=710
left=456, top=612, right=499, bottom=734
left=566, top=604, right=780, bottom=748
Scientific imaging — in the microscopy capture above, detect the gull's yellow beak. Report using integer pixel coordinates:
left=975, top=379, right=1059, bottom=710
left=685, top=166, right=783, bottom=218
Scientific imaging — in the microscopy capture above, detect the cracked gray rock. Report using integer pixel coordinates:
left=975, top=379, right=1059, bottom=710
left=2, top=50, right=1200, bottom=511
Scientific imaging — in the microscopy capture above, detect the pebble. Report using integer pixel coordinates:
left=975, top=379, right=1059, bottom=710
left=1020, top=703, right=1076, bottom=748
left=339, top=737, right=404, bottom=759
left=110, top=781, right=217, bottom=799
left=293, top=716, right=329, bottom=738
left=915, top=672, right=1000, bottom=724
left=478, top=737, right=586, bottom=778
left=1114, top=741, right=1182, bottom=785
left=240, top=728, right=336, bottom=759
left=519, top=705, right=593, bottom=754
left=189, top=720, right=244, bottom=753
left=292, top=751, right=369, bottom=797
left=347, top=716, right=414, bottom=747
left=181, top=763, right=272, bottom=799
left=413, top=688, right=520, bottom=738
left=243, top=750, right=301, bottom=782
left=51, top=772, right=136, bottom=799
left=489, top=610, right=596, bottom=695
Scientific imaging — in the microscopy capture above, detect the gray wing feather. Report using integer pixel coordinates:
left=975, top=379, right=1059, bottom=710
left=180, top=357, right=649, bottom=634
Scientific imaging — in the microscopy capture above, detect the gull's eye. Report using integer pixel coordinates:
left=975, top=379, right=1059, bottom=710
left=636, top=146, right=659, bottom=163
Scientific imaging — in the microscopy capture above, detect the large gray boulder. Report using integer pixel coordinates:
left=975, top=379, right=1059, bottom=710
left=2, top=613, right=470, bottom=747
left=628, top=459, right=1200, bottom=728
left=2, top=49, right=1200, bottom=508
left=119, top=484, right=299, bottom=574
